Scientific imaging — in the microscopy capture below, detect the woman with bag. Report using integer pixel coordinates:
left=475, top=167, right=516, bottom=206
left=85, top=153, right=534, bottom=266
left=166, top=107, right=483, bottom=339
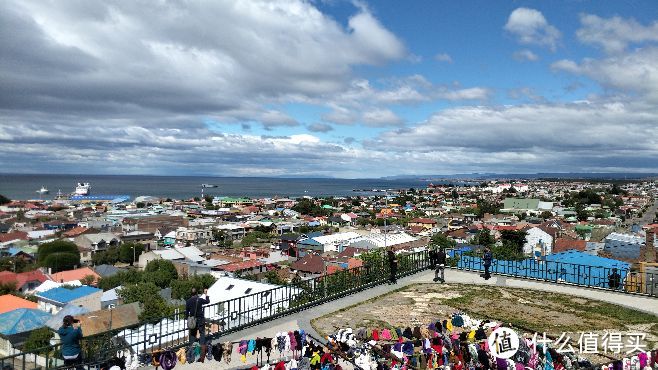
left=185, top=288, right=210, bottom=344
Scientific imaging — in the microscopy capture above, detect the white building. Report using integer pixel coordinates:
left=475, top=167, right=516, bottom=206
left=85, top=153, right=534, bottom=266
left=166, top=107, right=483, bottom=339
left=523, top=227, right=553, bottom=256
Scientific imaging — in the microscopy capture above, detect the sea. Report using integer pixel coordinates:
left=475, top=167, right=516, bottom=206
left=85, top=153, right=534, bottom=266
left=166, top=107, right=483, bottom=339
left=0, top=174, right=447, bottom=201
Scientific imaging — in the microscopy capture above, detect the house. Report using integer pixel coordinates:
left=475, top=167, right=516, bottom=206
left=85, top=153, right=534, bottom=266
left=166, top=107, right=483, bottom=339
left=175, top=227, right=212, bottom=245
left=0, top=270, right=49, bottom=293
left=0, top=231, right=29, bottom=247
left=94, top=264, right=121, bottom=278
left=62, top=226, right=94, bottom=238
left=408, top=218, right=437, bottom=231
left=137, top=246, right=205, bottom=269
left=100, top=287, right=122, bottom=309
left=36, top=285, right=102, bottom=314
left=502, top=198, right=553, bottom=214
left=74, top=232, right=121, bottom=252
left=50, top=267, right=100, bottom=285
left=45, top=304, right=90, bottom=330
left=212, top=259, right=264, bottom=277
left=604, top=232, right=645, bottom=260
left=523, top=226, right=554, bottom=256
left=121, top=215, right=188, bottom=234
left=290, top=253, right=325, bottom=277
left=553, top=238, right=587, bottom=254
left=0, top=294, right=37, bottom=314
left=0, top=308, right=51, bottom=355
left=121, top=231, right=156, bottom=250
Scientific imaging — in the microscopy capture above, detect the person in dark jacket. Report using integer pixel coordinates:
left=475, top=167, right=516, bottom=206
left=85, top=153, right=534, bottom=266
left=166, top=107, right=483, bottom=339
left=186, top=288, right=210, bottom=344
left=608, top=268, right=621, bottom=290
left=387, top=247, right=398, bottom=284
left=58, top=315, right=83, bottom=369
left=483, top=247, right=493, bottom=280
left=433, top=248, right=447, bottom=283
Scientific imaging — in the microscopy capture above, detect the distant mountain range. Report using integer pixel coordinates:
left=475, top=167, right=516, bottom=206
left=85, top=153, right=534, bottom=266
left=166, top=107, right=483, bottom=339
left=381, top=173, right=658, bottom=181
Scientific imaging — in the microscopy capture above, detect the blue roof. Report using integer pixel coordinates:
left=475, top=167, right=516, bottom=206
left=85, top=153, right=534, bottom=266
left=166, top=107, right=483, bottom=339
left=0, top=308, right=51, bottom=335
left=37, top=286, right=101, bottom=304
left=70, top=195, right=130, bottom=203
left=454, top=251, right=630, bottom=289
left=45, top=304, right=90, bottom=330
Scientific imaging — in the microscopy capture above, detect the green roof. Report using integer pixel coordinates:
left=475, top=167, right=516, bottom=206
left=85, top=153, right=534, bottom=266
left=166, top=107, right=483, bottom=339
left=503, top=198, right=540, bottom=210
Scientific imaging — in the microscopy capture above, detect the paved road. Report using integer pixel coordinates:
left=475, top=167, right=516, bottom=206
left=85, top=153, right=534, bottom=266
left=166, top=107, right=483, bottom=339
left=151, top=268, right=657, bottom=370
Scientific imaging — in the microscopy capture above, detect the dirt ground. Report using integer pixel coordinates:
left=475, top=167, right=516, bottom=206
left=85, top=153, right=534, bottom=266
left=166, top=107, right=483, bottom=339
left=311, top=283, right=658, bottom=363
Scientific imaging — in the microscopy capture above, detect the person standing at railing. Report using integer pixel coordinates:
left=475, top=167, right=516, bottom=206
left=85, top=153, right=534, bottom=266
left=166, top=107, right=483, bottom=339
left=58, top=315, right=83, bottom=370
left=387, top=247, right=398, bottom=284
left=608, top=268, right=622, bottom=290
left=186, top=288, right=210, bottom=345
left=433, top=248, right=447, bottom=283
left=483, top=247, right=493, bottom=280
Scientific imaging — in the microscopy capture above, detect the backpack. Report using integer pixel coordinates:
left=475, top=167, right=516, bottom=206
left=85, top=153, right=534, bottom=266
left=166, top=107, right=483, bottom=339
left=187, top=296, right=200, bottom=329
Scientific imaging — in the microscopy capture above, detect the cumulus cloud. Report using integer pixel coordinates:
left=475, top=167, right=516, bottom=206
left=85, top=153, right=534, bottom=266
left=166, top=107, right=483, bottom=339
left=552, top=47, right=658, bottom=102
left=367, top=101, right=658, bottom=173
left=576, top=14, right=658, bottom=54
left=504, top=8, right=561, bottom=51
left=513, top=49, right=539, bottom=62
left=434, top=53, right=453, bottom=63
left=0, top=0, right=405, bottom=121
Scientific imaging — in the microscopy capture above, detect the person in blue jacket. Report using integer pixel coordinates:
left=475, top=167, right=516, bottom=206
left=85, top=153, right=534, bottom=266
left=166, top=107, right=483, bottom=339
left=57, top=315, right=83, bottom=369
left=483, top=247, right=493, bottom=280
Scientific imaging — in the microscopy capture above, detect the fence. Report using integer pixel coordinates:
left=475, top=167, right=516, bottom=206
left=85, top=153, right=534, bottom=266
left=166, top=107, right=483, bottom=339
left=0, top=250, right=430, bottom=370
left=2, top=248, right=656, bottom=370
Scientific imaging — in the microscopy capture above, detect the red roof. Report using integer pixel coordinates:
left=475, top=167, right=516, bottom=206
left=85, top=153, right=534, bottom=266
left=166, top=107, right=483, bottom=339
left=326, top=265, right=344, bottom=274
left=290, top=253, right=325, bottom=274
left=217, top=259, right=264, bottom=273
left=0, top=231, right=29, bottom=243
left=0, top=270, right=49, bottom=289
left=410, top=218, right=437, bottom=225
left=553, top=238, right=587, bottom=253
left=493, top=225, right=519, bottom=231
left=63, top=226, right=90, bottom=238
left=0, top=294, right=37, bottom=314
left=50, top=267, right=100, bottom=284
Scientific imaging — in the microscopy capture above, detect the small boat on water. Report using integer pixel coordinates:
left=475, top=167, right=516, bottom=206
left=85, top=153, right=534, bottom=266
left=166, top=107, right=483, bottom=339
left=36, top=186, right=49, bottom=194
left=201, top=184, right=218, bottom=188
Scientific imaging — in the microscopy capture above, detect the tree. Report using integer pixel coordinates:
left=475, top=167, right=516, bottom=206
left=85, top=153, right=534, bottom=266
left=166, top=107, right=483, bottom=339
left=0, top=194, right=10, bottom=205
left=539, top=211, right=553, bottom=220
left=97, top=269, right=143, bottom=291
left=430, top=233, right=456, bottom=249
left=0, top=282, right=17, bottom=295
left=42, top=253, right=80, bottom=273
left=91, top=246, right=119, bottom=266
left=80, top=274, right=96, bottom=286
left=499, top=230, right=527, bottom=257
left=263, top=270, right=285, bottom=285
left=473, top=229, right=494, bottom=247
left=119, top=242, right=144, bottom=265
left=23, top=327, right=54, bottom=355
left=37, top=240, right=80, bottom=270
left=171, top=274, right=216, bottom=300
left=143, top=260, right=178, bottom=288
left=117, top=282, right=172, bottom=322
left=135, top=202, right=145, bottom=208
left=476, top=199, right=501, bottom=218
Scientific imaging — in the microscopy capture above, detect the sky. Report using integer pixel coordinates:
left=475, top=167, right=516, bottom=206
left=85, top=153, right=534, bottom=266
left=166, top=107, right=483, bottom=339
left=1, top=0, right=657, bottom=178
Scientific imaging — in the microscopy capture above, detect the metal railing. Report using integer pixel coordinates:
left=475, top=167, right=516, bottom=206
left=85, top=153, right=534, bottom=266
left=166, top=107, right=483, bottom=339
left=0, top=250, right=430, bottom=370
left=451, top=250, right=658, bottom=296
left=2, top=248, right=655, bottom=370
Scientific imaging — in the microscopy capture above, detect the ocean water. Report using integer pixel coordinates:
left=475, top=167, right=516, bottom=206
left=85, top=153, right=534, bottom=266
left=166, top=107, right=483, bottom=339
left=0, top=174, right=434, bottom=200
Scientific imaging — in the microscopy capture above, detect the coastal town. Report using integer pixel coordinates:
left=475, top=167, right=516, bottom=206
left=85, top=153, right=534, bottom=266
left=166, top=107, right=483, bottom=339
left=0, top=178, right=657, bottom=364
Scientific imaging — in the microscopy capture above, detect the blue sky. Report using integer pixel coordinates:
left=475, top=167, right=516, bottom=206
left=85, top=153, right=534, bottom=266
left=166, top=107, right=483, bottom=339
left=1, top=1, right=657, bottom=177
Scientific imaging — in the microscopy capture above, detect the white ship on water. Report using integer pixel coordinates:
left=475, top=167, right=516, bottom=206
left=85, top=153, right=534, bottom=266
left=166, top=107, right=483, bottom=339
left=35, top=186, right=49, bottom=194
left=74, top=182, right=91, bottom=196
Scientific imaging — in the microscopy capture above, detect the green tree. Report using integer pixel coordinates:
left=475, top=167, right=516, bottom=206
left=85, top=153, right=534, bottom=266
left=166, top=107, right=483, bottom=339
left=117, top=282, right=172, bottom=322
left=171, top=274, right=216, bottom=300
left=135, top=202, right=146, bottom=208
left=80, top=274, right=96, bottom=286
left=473, top=229, right=495, bottom=247
left=37, top=240, right=80, bottom=272
left=430, top=233, right=456, bottom=249
left=98, top=269, right=144, bottom=290
left=143, top=259, right=178, bottom=288
left=43, top=253, right=80, bottom=273
left=263, top=270, right=285, bottom=285
left=23, top=327, right=54, bottom=355
left=476, top=199, right=501, bottom=218
left=499, top=230, right=527, bottom=256
left=539, top=211, right=553, bottom=219
left=119, top=242, right=144, bottom=265
left=0, top=282, right=17, bottom=295
left=0, top=194, right=10, bottom=205
left=92, top=246, right=119, bottom=266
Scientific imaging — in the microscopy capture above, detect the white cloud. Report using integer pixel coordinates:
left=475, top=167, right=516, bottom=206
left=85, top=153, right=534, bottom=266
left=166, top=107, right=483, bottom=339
left=362, top=109, right=404, bottom=127
left=307, top=123, right=334, bottom=133
left=504, top=8, right=561, bottom=51
left=576, top=14, right=658, bottom=54
left=552, top=47, right=658, bottom=102
left=513, top=49, right=539, bottom=62
left=437, top=87, right=491, bottom=101
left=434, top=53, right=453, bottom=63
